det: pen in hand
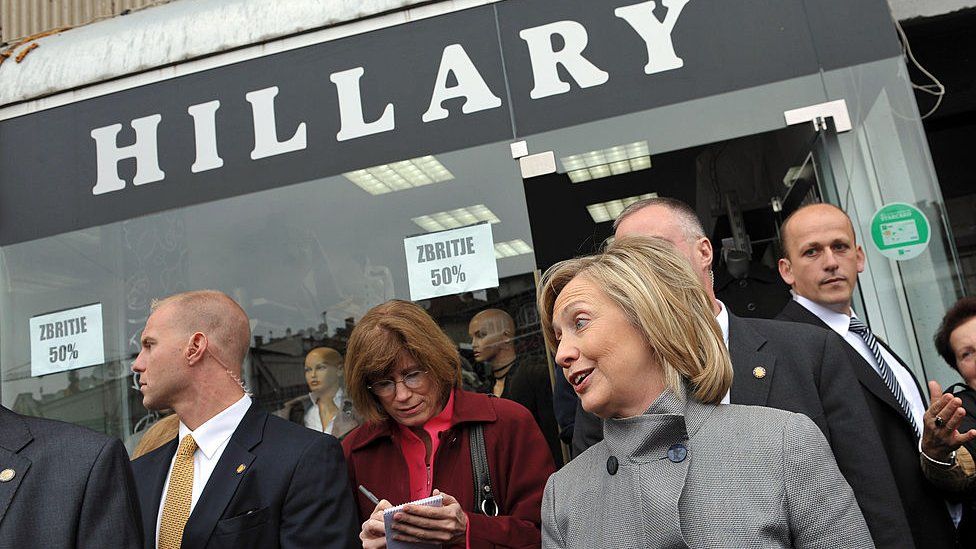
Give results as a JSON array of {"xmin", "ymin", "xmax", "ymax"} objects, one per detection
[{"xmin": 358, "ymin": 484, "xmax": 380, "ymax": 505}]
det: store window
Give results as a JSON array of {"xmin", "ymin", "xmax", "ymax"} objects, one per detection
[
  {"xmin": 0, "ymin": 140, "xmax": 563, "ymax": 465},
  {"xmin": 517, "ymin": 56, "xmax": 965, "ymax": 388}
]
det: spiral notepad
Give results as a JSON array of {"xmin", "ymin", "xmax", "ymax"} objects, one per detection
[{"xmin": 383, "ymin": 494, "xmax": 444, "ymax": 549}]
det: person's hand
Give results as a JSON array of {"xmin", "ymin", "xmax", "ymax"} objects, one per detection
[
  {"xmin": 360, "ymin": 499, "xmax": 392, "ymax": 549},
  {"xmin": 923, "ymin": 380, "xmax": 976, "ymax": 461},
  {"xmin": 392, "ymin": 489, "xmax": 467, "ymax": 545}
]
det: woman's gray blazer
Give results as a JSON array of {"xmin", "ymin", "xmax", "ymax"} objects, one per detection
[{"xmin": 542, "ymin": 390, "xmax": 874, "ymax": 548}]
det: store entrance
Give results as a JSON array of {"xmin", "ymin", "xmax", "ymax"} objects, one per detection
[{"xmin": 521, "ymin": 123, "xmax": 831, "ymax": 319}]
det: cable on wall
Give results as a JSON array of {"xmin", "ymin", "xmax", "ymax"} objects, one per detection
[{"xmin": 893, "ymin": 17, "xmax": 945, "ymax": 119}]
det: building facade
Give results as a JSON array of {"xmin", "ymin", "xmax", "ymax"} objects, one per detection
[{"xmin": 0, "ymin": 0, "xmax": 967, "ymax": 451}]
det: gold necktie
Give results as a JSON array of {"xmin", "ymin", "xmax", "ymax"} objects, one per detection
[{"xmin": 158, "ymin": 434, "xmax": 198, "ymax": 549}]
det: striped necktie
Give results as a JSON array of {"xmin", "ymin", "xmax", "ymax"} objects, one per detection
[
  {"xmin": 158, "ymin": 434, "xmax": 198, "ymax": 549},
  {"xmin": 848, "ymin": 317, "xmax": 921, "ymax": 438}
]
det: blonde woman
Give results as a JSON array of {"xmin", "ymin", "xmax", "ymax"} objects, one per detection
[{"xmin": 537, "ymin": 236, "xmax": 871, "ymax": 548}]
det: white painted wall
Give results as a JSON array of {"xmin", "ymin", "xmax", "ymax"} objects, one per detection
[{"xmin": 0, "ymin": 0, "xmax": 484, "ymax": 108}]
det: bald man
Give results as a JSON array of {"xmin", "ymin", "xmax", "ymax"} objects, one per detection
[
  {"xmin": 130, "ymin": 290, "xmax": 358, "ymax": 549},
  {"xmin": 468, "ymin": 309, "xmax": 562, "ymax": 466},
  {"xmin": 776, "ymin": 203, "xmax": 957, "ymax": 548}
]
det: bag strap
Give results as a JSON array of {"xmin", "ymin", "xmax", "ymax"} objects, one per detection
[{"xmin": 469, "ymin": 423, "xmax": 499, "ymax": 516}]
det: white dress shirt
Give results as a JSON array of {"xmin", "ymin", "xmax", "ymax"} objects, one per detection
[
  {"xmin": 155, "ymin": 394, "xmax": 251, "ymax": 547},
  {"xmin": 715, "ymin": 301, "xmax": 731, "ymax": 405},
  {"xmin": 792, "ymin": 295, "xmax": 962, "ymax": 525},
  {"xmin": 792, "ymin": 295, "xmax": 926, "ymax": 427},
  {"xmin": 302, "ymin": 388, "xmax": 346, "ymax": 434}
]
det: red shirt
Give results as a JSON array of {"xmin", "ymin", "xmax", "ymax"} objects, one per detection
[{"xmin": 396, "ymin": 390, "xmax": 455, "ymax": 501}]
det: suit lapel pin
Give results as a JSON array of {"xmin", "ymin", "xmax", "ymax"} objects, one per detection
[
  {"xmin": 236, "ymin": 464, "xmax": 246, "ymax": 474},
  {"xmin": 753, "ymin": 366, "xmax": 767, "ymax": 379},
  {"xmin": 0, "ymin": 468, "xmax": 16, "ymax": 482}
]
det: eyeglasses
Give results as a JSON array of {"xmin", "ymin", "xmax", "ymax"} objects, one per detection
[{"xmin": 367, "ymin": 370, "xmax": 429, "ymax": 397}]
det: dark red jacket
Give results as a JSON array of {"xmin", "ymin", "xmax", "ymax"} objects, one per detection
[{"xmin": 342, "ymin": 389, "xmax": 556, "ymax": 548}]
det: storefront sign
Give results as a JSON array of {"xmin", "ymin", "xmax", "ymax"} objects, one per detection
[
  {"xmin": 404, "ymin": 223, "xmax": 498, "ymax": 300},
  {"xmin": 0, "ymin": 0, "xmax": 900, "ymax": 246},
  {"xmin": 869, "ymin": 202, "xmax": 930, "ymax": 261},
  {"xmin": 29, "ymin": 303, "xmax": 105, "ymax": 377}
]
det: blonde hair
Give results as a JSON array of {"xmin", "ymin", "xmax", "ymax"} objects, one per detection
[
  {"xmin": 344, "ymin": 300, "xmax": 462, "ymax": 422},
  {"xmin": 131, "ymin": 413, "xmax": 179, "ymax": 460},
  {"xmin": 537, "ymin": 236, "xmax": 731, "ymax": 404}
]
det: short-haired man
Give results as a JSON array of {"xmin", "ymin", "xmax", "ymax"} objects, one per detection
[
  {"xmin": 777, "ymin": 202, "xmax": 957, "ymax": 548},
  {"xmin": 130, "ymin": 290, "xmax": 358, "ymax": 549},
  {"xmin": 570, "ymin": 196, "xmax": 913, "ymax": 547},
  {"xmin": 0, "ymin": 405, "xmax": 143, "ymax": 547}
]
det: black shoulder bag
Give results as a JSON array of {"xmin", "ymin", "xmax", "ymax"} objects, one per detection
[{"xmin": 469, "ymin": 423, "xmax": 500, "ymax": 516}]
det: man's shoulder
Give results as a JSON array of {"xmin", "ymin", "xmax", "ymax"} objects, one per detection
[
  {"xmin": 12, "ymin": 411, "xmax": 114, "ymax": 455},
  {"xmin": 260, "ymin": 412, "xmax": 341, "ymax": 454},
  {"xmin": 736, "ymin": 315, "xmax": 831, "ymax": 343}
]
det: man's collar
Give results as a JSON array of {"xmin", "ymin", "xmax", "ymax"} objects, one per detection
[
  {"xmin": 178, "ymin": 394, "xmax": 251, "ymax": 459},
  {"xmin": 715, "ymin": 300, "xmax": 730, "ymax": 348},
  {"xmin": 793, "ymin": 294, "xmax": 851, "ymax": 336}
]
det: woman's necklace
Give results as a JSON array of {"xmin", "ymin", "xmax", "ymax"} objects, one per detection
[{"xmin": 491, "ymin": 358, "xmax": 516, "ymax": 380}]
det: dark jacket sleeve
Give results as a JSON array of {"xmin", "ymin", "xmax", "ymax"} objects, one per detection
[
  {"xmin": 280, "ymin": 435, "xmax": 360, "ymax": 549},
  {"xmin": 551, "ymin": 364, "xmax": 577, "ymax": 444},
  {"xmin": 528, "ymin": 362, "xmax": 564, "ymax": 467},
  {"xmin": 814, "ymin": 331, "xmax": 913, "ymax": 548},
  {"xmin": 467, "ymin": 403, "xmax": 556, "ymax": 548},
  {"xmin": 77, "ymin": 438, "xmax": 143, "ymax": 549},
  {"xmin": 570, "ymin": 402, "xmax": 603, "ymax": 458}
]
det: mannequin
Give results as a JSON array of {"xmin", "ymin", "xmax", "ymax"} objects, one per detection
[
  {"xmin": 468, "ymin": 309, "xmax": 518, "ymax": 397},
  {"xmin": 278, "ymin": 347, "xmax": 360, "ymax": 438},
  {"xmin": 304, "ymin": 347, "xmax": 343, "ymax": 431},
  {"xmin": 468, "ymin": 309, "xmax": 563, "ymax": 466}
]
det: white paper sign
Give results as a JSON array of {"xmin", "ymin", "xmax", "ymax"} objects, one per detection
[
  {"xmin": 30, "ymin": 303, "xmax": 105, "ymax": 377},
  {"xmin": 404, "ymin": 223, "xmax": 499, "ymax": 301}
]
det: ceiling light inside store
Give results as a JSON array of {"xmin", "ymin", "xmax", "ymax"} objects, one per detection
[
  {"xmin": 586, "ymin": 193, "xmax": 658, "ymax": 224},
  {"xmin": 494, "ymin": 239, "xmax": 534, "ymax": 259},
  {"xmin": 561, "ymin": 141, "xmax": 651, "ymax": 183},
  {"xmin": 412, "ymin": 204, "xmax": 501, "ymax": 232},
  {"xmin": 343, "ymin": 155, "xmax": 454, "ymax": 195}
]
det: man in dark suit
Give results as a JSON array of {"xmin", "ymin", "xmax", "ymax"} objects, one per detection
[
  {"xmin": 130, "ymin": 290, "xmax": 358, "ymax": 549},
  {"xmin": 776, "ymin": 202, "xmax": 957, "ymax": 548},
  {"xmin": 0, "ymin": 405, "xmax": 142, "ymax": 547},
  {"xmin": 572, "ymin": 196, "xmax": 914, "ymax": 547}
]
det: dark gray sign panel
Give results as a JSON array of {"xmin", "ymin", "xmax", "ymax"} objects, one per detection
[
  {"xmin": 0, "ymin": 5, "xmax": 512, "ymax": 245},
  {"xmin": 0, "ymin": 0, "xmax": 900, "ymax": 246},
  {"xmin": 498, "ymin": 0, "xmax": 900, "ymax": 136}
]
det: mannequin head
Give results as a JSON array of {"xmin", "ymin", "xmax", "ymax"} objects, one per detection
[
  {"xmin": 304, "ymin": 347, "xmax": 343, "ymax": 397},
  {"xmin": 468, "ymin": 309, "xmax": 517, "ymax": 367}
]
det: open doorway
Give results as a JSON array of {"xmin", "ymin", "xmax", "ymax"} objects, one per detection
[{"xmin": 522, "ymin": 123, "xmax": 825, "ymax": 319}]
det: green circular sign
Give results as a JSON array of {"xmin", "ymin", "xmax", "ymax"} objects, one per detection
[{"xmin": 869, "ymin": 202, "xmax": 930, "ymax": 261}]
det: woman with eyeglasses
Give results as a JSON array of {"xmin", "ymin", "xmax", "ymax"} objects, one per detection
[{"xmin": 341, "ymin": 299, "xmax": 556, "ymax": 549}]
